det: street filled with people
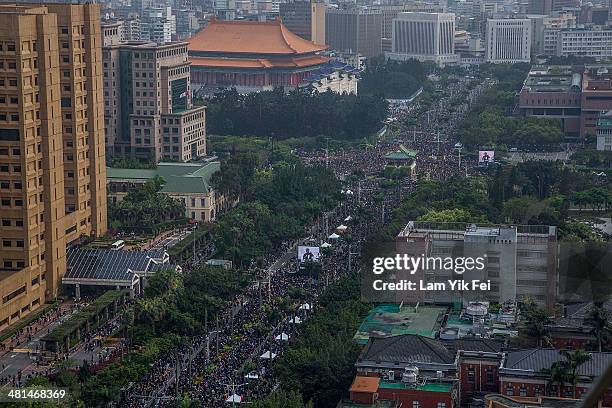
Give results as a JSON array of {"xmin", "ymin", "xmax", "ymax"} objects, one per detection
[{"xmin": 120, "ymin": 73, "xmax": 494, "ymax": 407}]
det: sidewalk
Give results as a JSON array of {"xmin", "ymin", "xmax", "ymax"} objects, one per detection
[{"xmin": 0, "ymin": 302, "xmax": 77, "ymax": 358}]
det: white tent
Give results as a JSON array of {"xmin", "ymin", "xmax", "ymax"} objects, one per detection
[
  {"xmin": 244, "ymin": 371, "xmax": 259, "ymax": 380},
  {"xmin": 299, "ymin": 303, "xmax": 311, "ymax": 311},
  {"xmin": 321, "ymin": 242, "xmax": 332, "ymax": 248},
  {"xmin": 260, "ymin": 350, "xmax": 277, "ymax": 360},
  {"xmin": 275, "ymin": 332, "xmax": 290, "ymax": 341},
  {"xmin": 289, "ymin": 316, "xmax": 302, "ymax": 324},
  {"xmin": 226, "ymin": 394, "xmax": 242, "ymax": 403},
  {"xmin": 345, "ymin": 190, "xmax": 354, "ymax": 195},
  {"xmin": 336, "ymin": 224, "xmax": 348, "ymax": 232},
  {"xmin": 344, "ymin": 216, "xmax": 353, "ymax": 222},
  {"xmin": 328, "ymin": 233, "xmax": 340, "ymax": 240}
]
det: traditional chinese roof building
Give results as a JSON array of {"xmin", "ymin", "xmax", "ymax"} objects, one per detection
[{"xmin": 187, "ymin": 17, "xmax": 358, "ymax": 94}]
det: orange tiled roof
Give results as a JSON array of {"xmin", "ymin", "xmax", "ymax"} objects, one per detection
[
  {"xmin": 188, "ymin": 17, "xmax": 328, "ymax": 55},
  {"xmin": 349, "ymin": 376, "xmax": 380, "ymax": 394},
  {"xmin": 189, "ymin": 54, "xmax": 330, "ymax": 69}
]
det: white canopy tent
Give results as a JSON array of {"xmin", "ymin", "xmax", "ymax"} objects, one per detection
[
  {"xmin": 244, "ymin": 371, "xmax": 259, "ymax": 380},
  {"xmin": 344, "ymin": 216, "xmax": 353, "ymax": 222},
  {"xmin": 260, "ymin": 350, "xmax": 277, "ymax": 360},
  {"xmin": 226, "ymin": 394, "xmax": 242, "ymax": 403},
  {"xmin": 321, "ymin": 242, "xmax": 332, "ymax": 248},
  {"xmin": 275, "ymin": 332, "xmax": 290, "ymax": 341},
  {"xmin": 336, "ymin": 225, "xmax": 348, "ymax": 232},
  {"xmin": 289, "ymin": 316, "xmax": 302, "ymax": 324},
  {"xmin": 328, "ymin": 233, "xmax": 340, "ymax": 240},
  {"xmin": 299, "ymin": 303, "xmax": 311, "ymax": 311}
]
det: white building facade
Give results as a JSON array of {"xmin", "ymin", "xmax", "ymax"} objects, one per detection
[
  {"xmin": 387, "ymin": 12, "xmax": 459, "ymax": 65},
  {"xmin": 556, "ymin": 28, "xmax": 612, "ymax": 60},
  {"xmin": 486, "ymin": 19, "xmax": 532, "ymax": 63}
]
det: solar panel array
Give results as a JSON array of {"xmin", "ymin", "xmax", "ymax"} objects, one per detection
[
  {"xmin": 65, "ymin": 249, "xmax": 155, "ymax": 283},
  {"xmin": 148, "ymin": 262, "xmax": 179, "ymax": 272}
]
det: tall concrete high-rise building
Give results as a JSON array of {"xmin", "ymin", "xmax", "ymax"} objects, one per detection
[
  {"xmin": 486, "ymin": 19, "xmax": 532, "ymax": 63},
  {"xmin": 103, "ymin": 39, "xmax": 206, "ymax": 162},
  {"xmin": 396, "ymin": 222, "xmax": 558, "ymax": 310},
  {"xmin": 387, "ymin": 12, "xmax": 459, "ymax": 65},
  {"xmin": 280, "ymin": 0, "xmax": 326, "ymax": 45},
  {"xmin": 0, "ymin": 3, "xmax": 107, "ymax": 330},
  {"xmin": 325, "ymin": 7, "xmax": 382, "ymax": 59},
  {"xmin": 527, "ymin": 0, "xmax": 581, "ymax": 15}
]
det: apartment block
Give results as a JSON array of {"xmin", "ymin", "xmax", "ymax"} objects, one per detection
[
  {"xmin": 486, "ymin": 19, "xmax": 531, "ymax": 63},
  {"xmin": 325, "ymin": 7, "xmax": 383, "ymax": 59},
  {"xmin": 0, "ymin": 3, "xmax": 107, "ymax": 330},
  {"xmin": 103, "ymin": 40, "xmax": 206, "ymax": 163},
  {"xmin": 396, "ymin": 222, "xmax": 558, "ymax": 310},
  {"xmin": 556, "ymin": 27, "xmax": 612, "ymax": 60}
]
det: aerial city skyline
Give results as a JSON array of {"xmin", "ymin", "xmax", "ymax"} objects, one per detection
[{"xmin": 0, "ymin": 0, "xmax": 611, "ymax": 407}]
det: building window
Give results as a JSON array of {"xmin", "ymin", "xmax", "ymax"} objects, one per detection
[
  {"xmin": 437, "ymin": 403, "xmax": 446, "ymax": 408},
  {"xmin": 413, "ymin": 402, "xmax": 420, "ymax": 408},
  {"xmin": 506, "ymin": 385, "xmax": 514, "ymax": 396},
  {"xmin": 519, "ymin": 385, "xmax": 527, "ymax": 397},
  {"xmin": 468, "ymin": 367, "xmax": 476, "ymax": 384},
  {"xmin": 486, "ymin": 368, "xmax": 495, "ymax": 385}
]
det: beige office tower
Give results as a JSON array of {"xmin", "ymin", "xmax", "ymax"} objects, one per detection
[
  {"xmin": 103, "ymin": 37, "xmax": 206, "ymax": 162},
  {"xmin": 0, "ymin": 3, "xmax": 107, "ymax": 330}
]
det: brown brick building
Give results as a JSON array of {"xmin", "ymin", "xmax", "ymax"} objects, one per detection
[{"xmin": 0, "ymin": 3, "xmax": 107, "ymax": 330}]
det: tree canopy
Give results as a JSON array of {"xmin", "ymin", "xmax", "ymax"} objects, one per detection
[{"xmin": 206, "ymin": 88, "xmax": 388, "ymax": 140}]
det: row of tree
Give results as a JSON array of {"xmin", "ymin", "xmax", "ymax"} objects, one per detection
[
  {"xmin": 359, "ymin": 56, "xmax": 426, "ymax": 99},
  {"xmin": 206, "ymin": 88, "xmax": 388, "ymax": 140},
  {"xmin": 374, "ymin": 160, "xmax": 612, "ymax": 242},
  {"xmin": 212, "ymin": 156, "xmax": 341, "ymax": 267},
  {"xmin": 266, "ymin": 274, "xmax": 369, "ymax": 407},
  {"xmin": 24, "ymin": 267, "xmax": 248, "ymax": 407}
]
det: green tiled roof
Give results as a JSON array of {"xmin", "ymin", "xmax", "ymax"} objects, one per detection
[
  {"xmin": 106, "ymin": 161, "xmax": 220, "ymax": 194},
  {"xmin": 161, "ymin": 175, "xmax": 211, "ymax": 194},
  {"xmin": 597, "ymin": 118, "xmax": 612, "ymax": 128},
  {"xmin": 379, "ymin": 381, "xmax": 452, "ymax": 393},
  {"xmin": 106, "ymin": 168, "xmax": 157, "ymax": 180},
  {"xmin": 385, "ymin": 151, "xmax": 413, "ymax": 160}
]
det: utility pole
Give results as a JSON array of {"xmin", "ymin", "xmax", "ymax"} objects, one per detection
[
  {"xmin": 174, "ymin": 351, "xmax": 180, "ymax": 400},
  {"xmin": 325, "ymin": 137, "xmax": 329, "ymax": 168},
  {"xmin": 192, "ymin": 222, "xmax": 197, "ymax": 264},
  {"xmin": 347, "ymin": 246, "xmax": 359, "ymax": 274}
]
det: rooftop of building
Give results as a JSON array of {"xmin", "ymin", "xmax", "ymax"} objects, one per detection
[
  {"xmin": 350, "ymin": 376, "xmax": 380, "ymax": 394},
  {"xmin": 188, "ymin": 17, "xmax": 328, "ymax": 55},
  {"xmin": 398, "ymin": 221, "xmax": 556, "ymax": 239},
  {"xmin": 441, "ymin": 337, "xmax": 504, "ymax": 354},
  {"xmin": 354, "ymin": 304, "xmax": 447, "ymax": 344},
  {"xmin": 106, "ymin": 160, "xmax": 220, "ymax": 194},
  {"xmin": 551, "ymin": 298, "xmax": 612, "ymax": 328},
  {"xmin": 104, "ymin": 40, "xmax": 188, "ymax": 50},
  {"xmin": 339, "ymin": 400, "xmax": 398, "ymax": 408},
  {"xmin": 522, "ymin": 66, "xmax": 580, "ymax": 93},
  {"xmin": 485, "ymin": 394, "xmax": 580, "ymax": 408},
  {"xmin": 379, "ymin": 380, "xmax": 453, "ymax": 393},
  {"xmin": 502, "ymin": 348, "xmax": 612, "ymax": 377},
  {"xmin": 63, "ymin": 248, "xmax": 169, "ymax": 284},
  {"xmin": 358, "ymin": 333, "xmax": 455, "ymax": 365}
]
